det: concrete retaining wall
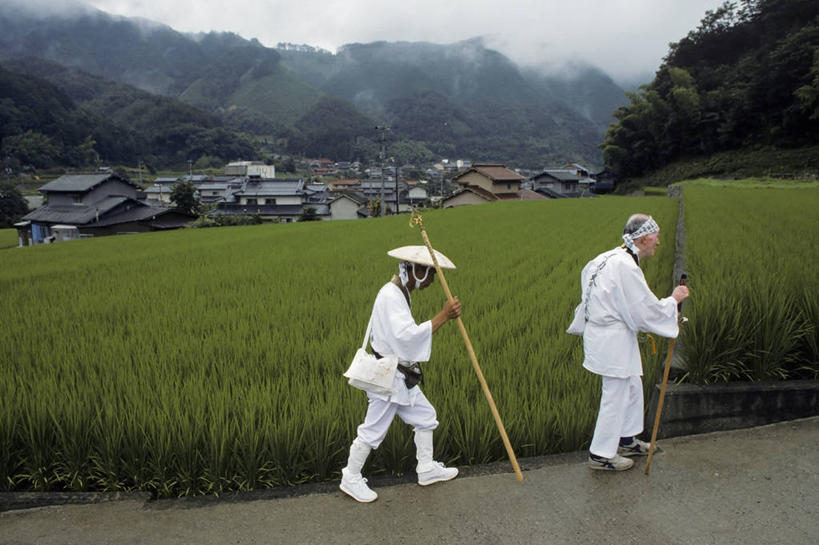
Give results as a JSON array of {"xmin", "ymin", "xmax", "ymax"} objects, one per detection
[{"xmin": 645, "ymin": 379, "xmax": 819, "ymax": 439}]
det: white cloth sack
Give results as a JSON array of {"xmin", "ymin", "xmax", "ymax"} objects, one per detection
[
  {"xmin": 344, "ymin": 313, "xmax": 398, "ymax": 395},
  {"xmin": 566, "ymin": 303, "xmax": 585, "ymax": 336}
]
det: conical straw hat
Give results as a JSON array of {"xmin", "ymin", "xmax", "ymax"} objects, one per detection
[{"xmin": 387, "ymin": 245, "xmax": 456, "ymax": 269}]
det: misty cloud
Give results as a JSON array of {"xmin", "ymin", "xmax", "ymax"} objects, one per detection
[{"xmin": 77, "ymin": 0, "xmax": 725, "ymax": 84}]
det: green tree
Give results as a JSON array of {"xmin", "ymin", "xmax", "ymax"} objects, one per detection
[
  {"xmin": 299, "ymin": 206, "xmax": 321, "ymax": 221},
  {"xmin": 169, "ymin": 181, "xmax": 199, "ymax": 215},
  {"xmin": 276, "ymin": 156, "xmax": 296, "ymax": 173},
  {"xmin": 795, "ymin": 47, "xmax": 819, "ymax": 119},
  {"xmin": 602, "ymin": 0, "xmax": 819, "ymax": 179},
  {"xmin": 1, "ymin": 131, "xmax": 61, "ymax": 168},
  {"xmin": 194, "ymin": 155, "xmax": 223, "ymax": 169},
  {"xmin": 0, "ymin": 181, "xmax": 29, "ymax": 228},
  {"xmin": 65, "ymin": 135, "xmax": 100, "ymax": 167}
]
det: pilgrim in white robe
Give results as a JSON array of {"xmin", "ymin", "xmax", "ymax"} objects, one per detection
[
  {"xmin": 568, "ymin": 247, "xmax": 679, "ymax": 458},
  {"xmin": 356, "ymin": 281, "xmax": 439, "ymax": 448}
]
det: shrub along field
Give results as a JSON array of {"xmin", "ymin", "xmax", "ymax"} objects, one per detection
[
  {"xmin": 1, "ymin": 197, "xmax": 678, "ymax": 496},
  {"xmin": 679, "ymin": 181, "xmax": 819, "ymax": 382}
]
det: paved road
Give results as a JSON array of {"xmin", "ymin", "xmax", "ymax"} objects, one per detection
[{"xmin": 2, "ymin": 417, "xmax": 817, "ymax": 545}]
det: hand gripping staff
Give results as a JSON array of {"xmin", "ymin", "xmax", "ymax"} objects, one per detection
[
  {"xmin": 645, "ymin": 274, "xmax": 688, "ymax": 475},
  {"xmin": 410, "ymin": 211, "xmax": 524, "ymax": 482}
]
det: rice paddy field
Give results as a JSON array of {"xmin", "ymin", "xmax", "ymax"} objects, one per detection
[
  {"xmin": 2, "ymin": 180, "xmax": 815, "ymax": 497},
  {"xmin": 0, "ymin": 228, "xmax": 17, "ymax": 250},
  {"xmin": 678, "ymin": 180, "xmax": 819, "ymax": 382}
]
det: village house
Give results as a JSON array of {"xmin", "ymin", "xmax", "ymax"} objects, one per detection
[
  {"xmin": 210, "ymin": 178, "xmax": 330, "ymax": 222},
  {"xmin": 529, "ymin": 165, "xmax": 596, "ymax": 198},
  {"xmin": 224, "ymin": 161, "xmax": 276, "ymax": 179},
  {"xmin": 355, "ymin": 180, "xmax": 427, "ymax": 213},
  {"xmin": 329, "ymin": 191, "xmax": 369, "ymax": 220},
  {"xmin": 327, "ymin": 179, "xmax": 361, "ymax": 191},
  {"xmin": 197, "ymin": 179, "xmax": 244, "ymax": 204},
  {"xmin": 143, "ymin": 177, "xmax": 180, "ymax": 204},
  {"xmin": 183, "ymin": 174, "xmax": 211, "ymax": 184},
  {"xmin": 529, "ymin": 170, "xmax": 583, "ymax": 198},
  {"xmin": 590, "ymin": 168, "xmax": 616, "ymax": 193},
  {"xmin": 442, "ymin": 164, "xmax": 545, "ymax": 207},
  {"xmin": 17, "ymin": 173, "xmax": 193, "ymax": 243},
  {"xmin": 405, "ymin": 180, "xmax": 429, "ymax": 207},
  {"xmin": 307, "ymin": 158, "xmax": 336, "ymax": 176}
]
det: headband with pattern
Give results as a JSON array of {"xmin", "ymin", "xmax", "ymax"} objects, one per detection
[{"xmin": 622, "ymin": 216, "xmax": 659, "ymax": 255}]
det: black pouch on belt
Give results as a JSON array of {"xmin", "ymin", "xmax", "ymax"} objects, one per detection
[{"xmin": 398, "ymin": 363, "xmax": 423, "ymax": 389}]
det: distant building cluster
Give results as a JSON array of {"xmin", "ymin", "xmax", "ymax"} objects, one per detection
[{"xmin": 13, "ymin": 158, "xmax": 614, "ymax": 247}]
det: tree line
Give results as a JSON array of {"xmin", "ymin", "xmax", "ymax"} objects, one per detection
[{"xmin": 602, "ymin": 0, "xmax": 819, "ymax": 179}]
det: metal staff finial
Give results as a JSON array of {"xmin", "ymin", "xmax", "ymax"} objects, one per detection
[{"xmin": 409, "ymin": 209, "xmax": 424, "ymax": 229}]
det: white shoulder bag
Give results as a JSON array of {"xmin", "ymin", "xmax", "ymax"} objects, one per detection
[{"xmin": 343, "ymin": 313, "xmax": 398, "ymax": 396}]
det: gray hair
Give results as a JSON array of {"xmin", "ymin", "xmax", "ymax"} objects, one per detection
[{"xmin": 623, "ymin": 214, "xmax": 651, "ymax": 235}]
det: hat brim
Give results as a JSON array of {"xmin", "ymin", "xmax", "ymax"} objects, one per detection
[{"xmin": 387, "ymin": 245, "xmax": 456, "ymax": 269}]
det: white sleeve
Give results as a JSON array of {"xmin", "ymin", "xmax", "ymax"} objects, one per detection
[
  {"xmin": 370, "ymin": 286, "xmax": 433, "ymax": 362},
  {"xmin": 616, "ymin": 264, "xmax": 679, "ymax": 338}
]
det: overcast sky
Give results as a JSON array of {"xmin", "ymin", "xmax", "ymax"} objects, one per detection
[{"xmin": 78, "ymin": 1, "xmax": 726, "ymax": 84}]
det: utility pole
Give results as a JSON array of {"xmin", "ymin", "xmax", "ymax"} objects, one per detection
[
  {"xmin": 375, "ymin": 126, "xmax": 390, "ymax": 216},
  {"xmin": 393, "ymin": 156, "xmax": 399, "ymax": 215}
]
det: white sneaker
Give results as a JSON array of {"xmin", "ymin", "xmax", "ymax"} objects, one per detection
[
  {"xmin": 417, "ymin": 461, "xmax": 459, "ymax": 486},
  {"xmin": 340, "ymin": 469, "xmax": 378, "ymax": 503},
  {"xmin": 588, "ymin": 453, "xmax": 634, "ymax": 471}
]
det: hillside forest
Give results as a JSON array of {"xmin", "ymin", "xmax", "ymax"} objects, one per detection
[
  {"xmin": 602, "ymin": 0, "xmax": 819, "ymax": 179},
  {"xmin": 0, "ymin": 0, "xmax": 817, "ymax": 180}
]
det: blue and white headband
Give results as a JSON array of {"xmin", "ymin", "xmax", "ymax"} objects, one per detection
[{"xmin": 622, "ymin": 216, "xmax": 659, "ymax": 255}]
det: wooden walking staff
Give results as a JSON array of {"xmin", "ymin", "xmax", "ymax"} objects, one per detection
[
  {"xmin": 645, "ymin": 274, "xmax": 688, "ymax": 475},
  {"xmin": 409, "ymin": 211, "xmax": 524, "ymax": 482}
]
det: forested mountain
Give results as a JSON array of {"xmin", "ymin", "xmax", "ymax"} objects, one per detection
[
  {"xmin": 0, "ymin": 1, "xmax": 629, "ymax": 169},
  {"xmin": 602, "ymin": 0, "xmax": 819, "ymax": 179},
  {"xmin": 0, "ymin": 59, "xmax": 257, "ymax": 170},
  {"xmin": 277, "ymin": 40, "xmax": 608, "ymax": 166}
]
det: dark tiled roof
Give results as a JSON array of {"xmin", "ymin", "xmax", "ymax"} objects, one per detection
[
  {"xmin": 23, "ymin": 197, "xmax": 190, "ymax": 228},
  {"xmin": 92, "ymin": 203, "xmax": 178, "ymax": 227},
  {"xmin": 39, "ymin": 174, "xmax": 139, "ymax": 193},
  {"xmin": 534, "ymin": 187, "xmax": 567, "ymax": 199},
  {"xmin": 23, "ymin": 196, "xmax": 131, "ymax": 224},
  {"xmin": 532, "ymin": 169, "xmax": 582, "ymax": 182},
  {"xmin": 235, "ymin": 179, "xmax": 304, "ymax": 197},
  {"xmin": 145, "ymin": 213, "xmax": 194, "ymax": 229},
  {"xmin": 332, "ymin": 190, "xmax": 368, "ymax": 204},
  {"xmin": 212, "ymin": 203, "xmax": 329, "ymax": 217}
]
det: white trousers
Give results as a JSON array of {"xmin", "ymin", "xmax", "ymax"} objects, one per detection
[
  {"xmin": 589, "ymin": 375, "xmax": 644, "ymax": 458},
  {"xmin": 356, "ymin": 389, "xmax": 439, "ymax": 449}
]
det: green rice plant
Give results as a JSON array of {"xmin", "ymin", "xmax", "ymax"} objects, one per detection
[
  {"xmin": 0, "ymin": 196, "xmax": 678, "ymax": 496},
  {"xmin": 796, "ymin": 287, "xmax": 819, "ymax": 377},
  {"xmin": 680, "ymin": 183, "xmax": 819, "ymax": 382}
]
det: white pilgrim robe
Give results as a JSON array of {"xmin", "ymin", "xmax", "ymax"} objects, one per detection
[
  {"xmin": 569, "ymin": 247, "xmax": 679, "ymax": 378},
  {"xmin": 368, "ymin": 281, "xmax": 432, "ymax": 406}
]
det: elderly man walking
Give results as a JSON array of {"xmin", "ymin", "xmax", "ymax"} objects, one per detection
[
  {"xmin": 568, "ymin": 214, "xmax": 689, "ymax": 471},
  {"xmin": 340, "ymin": 246, "xmax": 462, "ymax": 502}
]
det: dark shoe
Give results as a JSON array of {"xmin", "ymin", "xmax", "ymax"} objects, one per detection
[{"xmin": 618, "ymin": 437, "xmax": 652, "ymax": 457}]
